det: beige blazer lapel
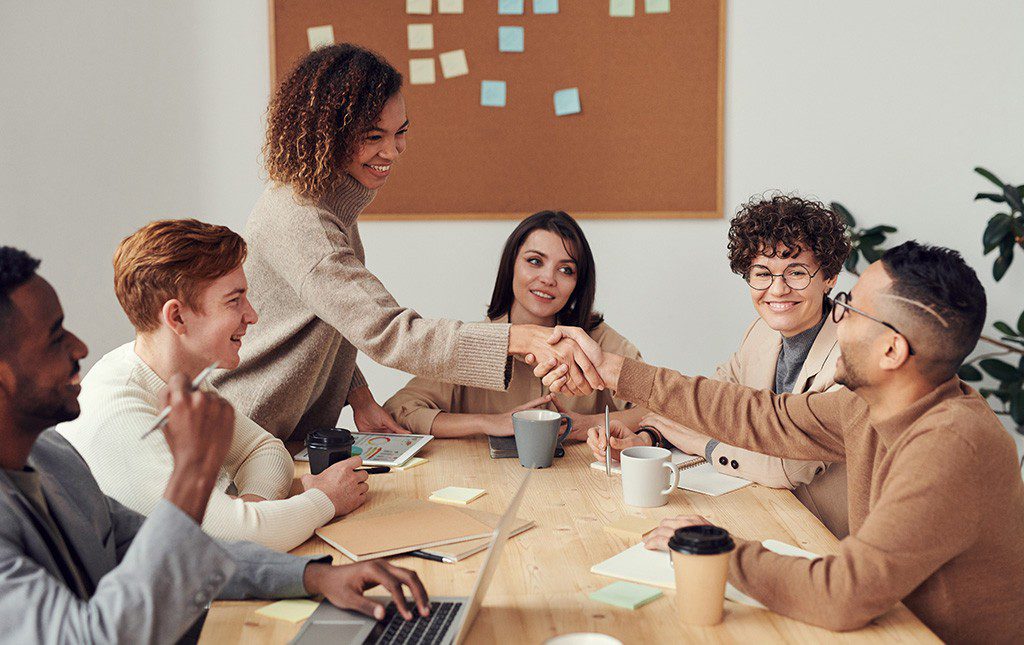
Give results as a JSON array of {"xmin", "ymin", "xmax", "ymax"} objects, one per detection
[
  {"xmin": 791, "ymin": 316, "xmax": 840, "ymax": 394},
  {"xmin": 741, "ymin": 320, "xmax": 783, "ymax": 391}
]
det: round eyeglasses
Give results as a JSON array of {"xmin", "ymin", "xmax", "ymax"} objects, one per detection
[
  {"xmin": 744, "ymin": 264, "xmax": 821, "ymax": 291},
  {"xmin": 831, "ymin": 291, "xmax": 915, "ymax": 355}
]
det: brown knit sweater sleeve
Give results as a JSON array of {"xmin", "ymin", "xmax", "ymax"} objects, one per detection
[
  {"xmin": 729, "ymin": 429, "xmax": 983, "ymax": 631},
  {"xmin": 615, "ymin": 358, "xmax": 848, "ymax": 462}
]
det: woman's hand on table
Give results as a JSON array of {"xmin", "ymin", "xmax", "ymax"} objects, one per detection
[
  {"xmin": 349, "ymin": 386, "xmax": 409, "ymax": 434},
  {"xmin": 643, "ymin": 515, "xmax": 712, "ymax": 551},
  {"xmin": 586, "ymin": 420, "xmax": 649, "ymax": 462},
  {"xmin": 300, "ymin": 456, "xmax": 369, "ymax": 517},
  {"xmin": 639, "ymin": 412, "xmax": 711, "ymax": 457},
  {"xmin": 304, "ymin": 561, "xmax": 430, "ymax": 622}
]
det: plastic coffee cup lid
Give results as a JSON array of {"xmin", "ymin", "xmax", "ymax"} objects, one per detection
[
  {"xmin": 305, "ymin": 427, "xmax": 354, "ymax": 449},
  {"xmin": 668, "ymin": 524, "xmax": 735, "ymax": 555}
]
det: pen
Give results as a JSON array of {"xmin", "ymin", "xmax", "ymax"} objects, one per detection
[
  {"xmin": 407, "ymin": 550, "xmax": 454, "ymax": 564},
  {"xmin": 356, "ymin": 466, "xmax": 391, "ymax": 474},
  {"xmin": 142, "ymin": 362, "xmax": 219, "ymax": 438},
  {"xmin": 604, "ymin": 405, "xmax": 611, "ymax": 477}
]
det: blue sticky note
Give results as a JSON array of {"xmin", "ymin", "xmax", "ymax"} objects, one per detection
[
  {"xmin": 498, "ymin": 0, "xmax": 524, "ymax": 15},
  {"xmin": 481, "ymin": 80, "xmax": 507, "ymax": 107},
  {"xmin": 498, "ymin": 26, "xmax": 525, "ymax": 52},
  {"xmin": 553, "ymin": 88, "xmax": 581, "ymax": 116},
  {"xmin": 534, "ymin": 0, "xmax": 559, "ymax": 14}
]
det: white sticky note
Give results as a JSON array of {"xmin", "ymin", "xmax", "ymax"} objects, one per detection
[
  {"xmin": 534, "ymin": 0, "xmax": 559, "ymax": 14},
  {"xmin": 408, "ymin": 58, "xmax": 436, "ymax": 85},
  {"xmin": 407, "ymin": 0, "xmax": 432, "ymax": 15},
  {"xmin": 429, "ymin": 486, "xmax": 486, "ymax": 505},
  {"xmin": 480, "ymin": 80, "xmax": 507, "ymax": 107},
  {"xmin": 645, "ymin": 0, "xmax": 670, "ymax": 13},
  {"xmin": 609, "ymin": 0, "xmax": 635, "ymax": 17},
  {"xmin": 306, "ymin": 25, "xmax": 335, "ymax": 51},
  {"xmin": 438, "ymin": 0, "xmax": 464, "ymax": 13},
  {"xmin": 553, "ymin": 87, "xmax": 581, "ymax": 116},
  {"xmin": 498, "ymin": 0, "xmax": 525, "ymax": 15},
  {"xmin": 498, "ymin": 26, "xmax": 525, "ymax": 52},
  {"xmin": 438, "ymin": 49, "xmax": 469, "ymax": 78},
  {"xmin": 407, "ymin": 24, "xmax": 434, "ymax": 50}
]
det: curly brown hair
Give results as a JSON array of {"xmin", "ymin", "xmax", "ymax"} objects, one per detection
[
  {"xmin": 727, "ymin": 194, "xmax": 851, "ymax": 279},
  {"xmin": 264, "ymin": 44, "xmax": 403, "ymax": 200}
]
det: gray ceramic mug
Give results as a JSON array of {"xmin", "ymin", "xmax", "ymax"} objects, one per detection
[{"xmin": 511, "ymin": 409, "xmax": 572, "ymax": 468}]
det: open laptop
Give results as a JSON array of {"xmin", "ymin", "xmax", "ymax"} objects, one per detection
[{"xmin": 291, "ymin": 471, "xmax": 533, "ymax": 645}]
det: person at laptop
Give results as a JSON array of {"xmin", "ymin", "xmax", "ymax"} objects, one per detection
[
  {"xmin": 213, "ymin": 44, "xmax": 606, "ymax": 443},
  {"xmin": 544, "ymin": 242, "xmax": 1024, "ymax": 642},
  {"xmin": 587, "ymin": 194, "xmax": 852, "ymax": 537},
  {"xmin": 58, "ymin": 220, "xmax": 365, "ymax": 551},
  {"xmin": 0, "ymin": 247, "xmax": 429, "ymax": 644},
  {"xmin": 383, "ymin": 211, "xmax": 648, "ymax": 440}
]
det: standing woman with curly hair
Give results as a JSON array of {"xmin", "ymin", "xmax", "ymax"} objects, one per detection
[
  {"xmin": 214, "ymin": 45, "xmax": 603, "ymax": 442},
  {"xmin": 588, "ymin": 194, "xmax": 854, "ymax": 538}
]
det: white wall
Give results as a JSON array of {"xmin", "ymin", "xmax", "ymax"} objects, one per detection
[{"xmin": 2, "ymin": 2, "xmax": 1022, "ymax": 447}]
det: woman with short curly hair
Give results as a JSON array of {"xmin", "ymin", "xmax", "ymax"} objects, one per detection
[
  {"xmin": 214, "ymin": 44, "xmax": 603, "ymax": 443},
  {"xmin": 589, "ymin": 193, "xmax": 853, "ymax": 538}
]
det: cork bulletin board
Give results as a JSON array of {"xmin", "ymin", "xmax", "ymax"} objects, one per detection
[{"xmin": 269, "ymin": 0, "xmax": 725, "ymax": 220}]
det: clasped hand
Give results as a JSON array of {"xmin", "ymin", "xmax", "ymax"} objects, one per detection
[{"xmin": 520, "ymin": 326, "xmax": 608, "ymax": 395}]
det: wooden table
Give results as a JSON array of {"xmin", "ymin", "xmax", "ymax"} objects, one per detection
[{"xmin": 199, "ymin": 439, "xmax": 937, "ymax": 644}]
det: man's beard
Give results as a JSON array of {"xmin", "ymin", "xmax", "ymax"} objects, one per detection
[{"xmin": 835, "ymin": 355, "xmax": 866, "ymax": 391}]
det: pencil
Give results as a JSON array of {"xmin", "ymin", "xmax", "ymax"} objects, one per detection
[{"xmin": 141, "ymin": 362, "xmax": 219, "ymax": 438}]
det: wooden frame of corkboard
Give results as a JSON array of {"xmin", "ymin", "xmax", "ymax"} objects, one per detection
[{"xmin": 269, "ymin": 0, "xmax": 725, "ymax": 221}]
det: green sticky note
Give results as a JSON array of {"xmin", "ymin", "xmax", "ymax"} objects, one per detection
[
  {"xmin": 589, "ymin": 581, "xmax": 662, "ymax": 610},
  {"xmin": 609, "ymin": 0, "xmax": 635, "ymax": 17},
  {"xmin": 645, "ymin": 0, "xmax": 670, "ymax": 13}
]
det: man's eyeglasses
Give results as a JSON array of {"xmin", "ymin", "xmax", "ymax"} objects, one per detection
[
  {"xmin": 744, "ymin": 264, "xmax": 821, "ymax": 291},
  {"xmin": 831, "ymin": 291, "xmax": 915, "ymax": 355}
]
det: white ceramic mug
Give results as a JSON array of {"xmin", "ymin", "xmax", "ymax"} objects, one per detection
[{"xmin": 620, "ymin": 446, "xmax": 679, "ymax": 507}]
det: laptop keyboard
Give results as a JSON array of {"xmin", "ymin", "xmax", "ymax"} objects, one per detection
[{"xmin": 364, "ymin": 601, "xmax": 462, "ymax": 645}]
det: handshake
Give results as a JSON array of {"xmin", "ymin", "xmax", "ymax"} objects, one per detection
[{"xmin": 511, "ymin": 325, "xmax": 625, "ymax": 396}]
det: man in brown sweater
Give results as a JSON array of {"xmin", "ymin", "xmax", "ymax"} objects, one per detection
[{"xmin": 545, "ymin": 242, "xmax": 1024, "ymax": 643}]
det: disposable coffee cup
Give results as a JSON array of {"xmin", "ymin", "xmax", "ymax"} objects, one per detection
[
  {"xmin": 305, "ymin": 427, "xmax": 357, "ymax": 475},
  {"xmin": 668, "ymin": 525, "xmax": 735, "ymax": 626}
]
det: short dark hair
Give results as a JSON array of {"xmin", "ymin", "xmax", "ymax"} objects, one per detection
[
  {"xmin": 487, "ymin": 211, "xmax": 603, "ymax": 331},
  {"xmin": 0, "ymin": 246, "xmax": 41, "ymax": 345},
  {"xmin": 728, "ymin": 194, "xmax": 851, "ymax": 279},
  {"xmin": 880, "ymin": 241, "xmax": 986, "ymax": 381}
]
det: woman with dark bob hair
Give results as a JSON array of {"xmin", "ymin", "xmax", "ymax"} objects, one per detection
[
  {"xmin": 588, "ymin": 194, "xmax": 854, "ymax": 538},
  {"xmin": 214, "ymin": 45, "xmax": 603, "ymax": 442},
  {"xmin": 384, "ymin": 211, "xmax": 650, "ymax": 439}
]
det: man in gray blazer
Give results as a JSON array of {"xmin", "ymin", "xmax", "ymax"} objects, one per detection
[{"xmin": 0, "ymin": 246, "xmax": 430, "ymax": 644}]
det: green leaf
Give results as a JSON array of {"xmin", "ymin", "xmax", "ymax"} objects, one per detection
[
  {"xmin": 1001, "ymin": 336, "xmax": 1024, "ymax": 346},
  {"xmin": 861, "ymin": 245, "xmax": 883, "ymax": 263},
  {"xmin": 958, "ymin": 364, "xmax": 984, "ymax": 381},
  {"xmin": 975, "ymin": 166, "xmax": 1004, "ymax": 188},
  {"xmin": 1010, "ymin": 389, "xmax": 1024, "ymax": 425},
  {"xmin": 975, "ymin": 192, "xmax": 1007, "ymax": 203},
  {"xmin": 860, "ymin": 224, "xmax": 897, "ymax": 236},
  {"xmin": 1018, "ymin": 309, "xmax": 1024, "ymax": 336},
  {"xmin": 994, "ymin": 321, "xmax": 1018, "ymax": 337},
  {"xmin": 979, "ymin": 358, "xmax": 1023, "ymax": 383},
  {"xmin": 983, "ymin": 214, "xmax": 1012, "ymax": 250},
  {"xmin": 844, "ymin": 249, "xmax": 859, "ymax": 273},
  {"xmin": 993, "ymin": 248, "xmax": 1014, "ymax": 281},
  {"xmin": 832, "ymin": 202, "xmax": 855, "ymax": 228},
  {"xmin": 858, "ymin": 232, "xmax": 886, "ymax": 247},
  {"xmin": 1004, "ymin": 184, "xmax": 1024, "ymax": 214}
]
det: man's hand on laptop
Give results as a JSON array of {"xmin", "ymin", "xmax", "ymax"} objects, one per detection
[{"xmin": 303, "ymin": 561, "xmax": 430, "ymax": 621}]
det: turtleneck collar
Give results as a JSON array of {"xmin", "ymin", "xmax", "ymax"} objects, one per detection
[{"xmin": 316, "ymin": 173, "xmax": 378, "ymax": 226}]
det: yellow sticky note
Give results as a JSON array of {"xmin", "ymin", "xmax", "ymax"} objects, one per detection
[
  {"xmin": 406, "ymin": 0, "xmax": 432, "ymax": 15},
  {"xmin": 306, "ymin": 25, "xmax": 335, "ymax": 51},
  {"xmin": 408, "ymin": 58, "xmax": 436, "ymax": 85},
  {"xmin": 438, "ymin": 49, "xmax": 469, "ymax": 78},
  {"xmin": 429, "ymin": 486, "xmax": 485, "ymax": 505},
  {"xmin": 255, "ymin": 599, "xmax": 320, "ymax": 624},
  {"xmin": 604, "ymin": 517, "xmax": 659, "ymax": 540},
  {"xmin": 438, "ymin": 0, "xmax": 464, "ymax": 13},
  {"xmin": 393, "ymin": 457, "xmax": 428, "ymax": 471},
  {"xmin": 407, "ymin": 24, "xmax": 434, "ymax": 50}
]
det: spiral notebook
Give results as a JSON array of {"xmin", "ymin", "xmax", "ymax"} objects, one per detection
[{"xmin": 590, "ymin": 449, "xmax": 751, "ymax": 496}]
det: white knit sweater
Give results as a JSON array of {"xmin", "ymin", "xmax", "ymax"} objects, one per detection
[{"xmin": 57, "ymin": 342, "xmax": 335, "ymax": 551}]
